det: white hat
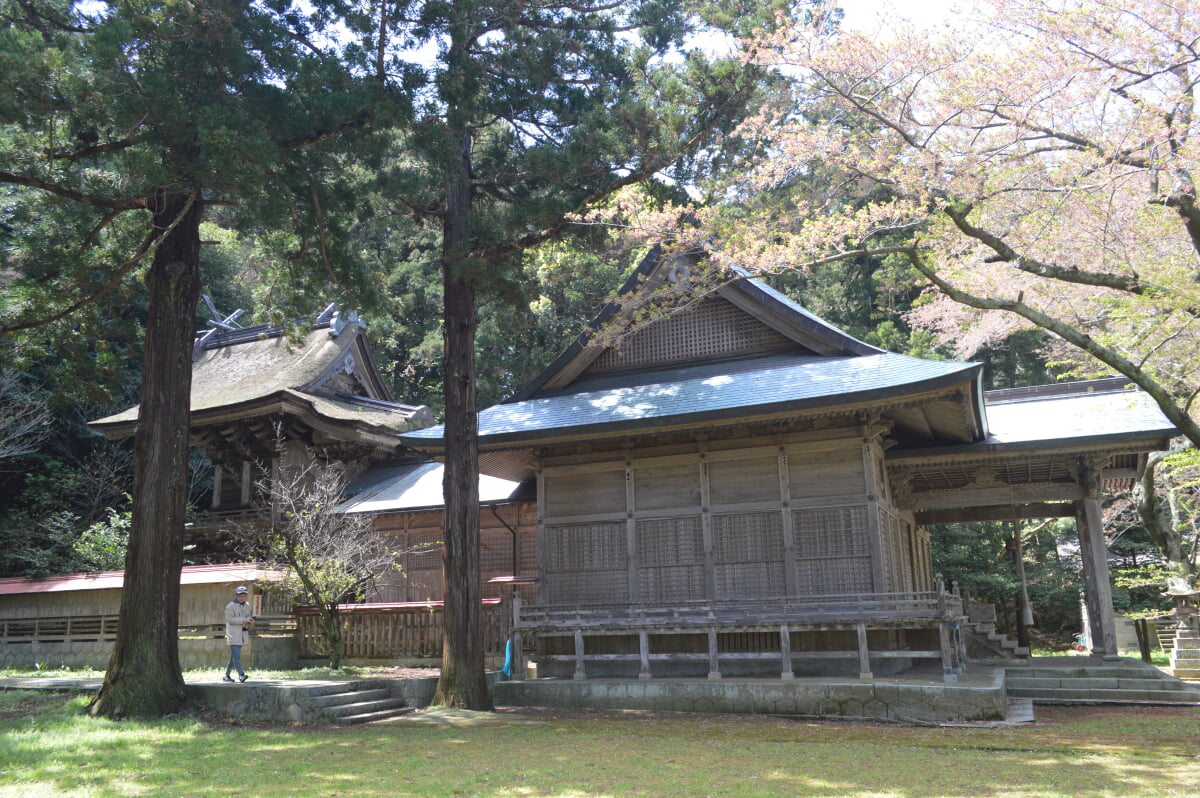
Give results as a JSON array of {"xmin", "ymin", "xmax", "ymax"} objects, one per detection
[{"xmin": 235, "ymin": 585, "xmax": 249, "ymax": 594}]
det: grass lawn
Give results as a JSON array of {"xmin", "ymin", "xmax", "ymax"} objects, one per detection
[{"xmin": 1, "ymin": 690, "xmax": 1198, "ymax": 798}]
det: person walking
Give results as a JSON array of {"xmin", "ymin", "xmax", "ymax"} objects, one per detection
[{"xmin": 224, "ymin": 585, "xmax": 255, "ymax": 683}]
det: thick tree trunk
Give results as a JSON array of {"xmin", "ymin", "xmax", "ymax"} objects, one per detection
[
  {"xmin": 1136, "ymin": 451, "xmax": 1193, "ymax": 576},
  {"xmin": 90, "ymin": 189, "xmax": 201, "ymax": 718},
  {"xmin": 432, "ymin": 128, "xmax": 491, "ymax": 710}
]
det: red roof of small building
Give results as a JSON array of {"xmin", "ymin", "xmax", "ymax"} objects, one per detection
[{"xmin": 0, "ymin": 563, "xmax": 285, "ymax": 596}]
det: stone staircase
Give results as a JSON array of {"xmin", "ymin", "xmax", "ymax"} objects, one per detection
[
  {"xmin": 1167, "ymin": 624, "xmax": 1200, "ymax": 681},
  {"xmin": 308, "ymin": 681, "xmax": 415, "ymax": 725},
  {"xmin": 963, "ymin": 619, "xmax": 1029, "ymax": 660},
  {"xmin": 999, "ymin": 657, "xmax": 1200, "ymax": 705},
  {"xmin": 962, "ymin": 602, "xmax": 1029, "ymax": 660}
]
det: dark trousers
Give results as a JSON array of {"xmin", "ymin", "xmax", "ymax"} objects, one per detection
[{"xmin": 226, "ymin": 644, "xmax": 245, "ymax": 679}]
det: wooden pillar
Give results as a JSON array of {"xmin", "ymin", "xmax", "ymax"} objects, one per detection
[
  {"xmin": 573, "ymin": 629, "xmax": 586, "ymax": 680},
  {"xmin": 1076, "ymin": 496, "xmax": 1119, "ymax": 658},
  {"xmin": 707, "ymin": 629, "xmax": 720, "ymax": 680},
  {"xmin": 862, "ymin": 438, "xmax": 887, "ymax": 593},
  {"xmin": 211, "ymin": 464, "xmax": 223, "ymax": 510},
  {"xmin": 638, "ymin": 630, "xmax": 651, "ymax": 680},
  {"xmin": 699, "ymin": 452, "xmax": 716, "ymax": 600},
  {"xmin": 625, "ymin": 460, "xmax": 639, "ymax": 604},
  {"xmin": 778, "ymin": 445, "xmax": 798, "ymax": 597},
  {"xmin": 856, "ymin": 623, "xmax": 873, "ymax": 680},
  {"xmin": 779, "ymin": 625, "xmax": 794, "ymax": 680},
  {"xmin": 510, "ymin": 594, "xmax": 524, "ymax": 681},
  {"xmin": 242, "ymin": 460, "xmax": 254, "ymax": 507},
  {"xmin": 939, "ymin": 622, "xmax": 957, "ymax": 683}
]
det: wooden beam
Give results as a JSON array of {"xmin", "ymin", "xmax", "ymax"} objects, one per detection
[
  {"xmin": 896, "ymin": 483, "xmax": 1085, "ymax": 511},
  {"xmin": 914, "ymin": 502, "xmax": 1075, "ymax": 525}
]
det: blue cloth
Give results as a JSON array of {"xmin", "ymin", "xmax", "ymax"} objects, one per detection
[{"xmin": 226, "ymin": 644, "xmax": 245, "ymax": 679}]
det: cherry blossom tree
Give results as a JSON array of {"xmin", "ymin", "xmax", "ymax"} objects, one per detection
[{"xmin": 657, "ymin": 0, "xmax": 1200, "ymax": 446}]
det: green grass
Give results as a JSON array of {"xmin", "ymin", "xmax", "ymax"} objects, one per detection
[{"xmin": 1, "ymin": 691, "xmax": 1197, "ymax": 797}]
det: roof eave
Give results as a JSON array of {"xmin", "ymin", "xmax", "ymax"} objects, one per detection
[{"xmin": 402, "ymin": 368, "xmax": 980, "ymax": 453}]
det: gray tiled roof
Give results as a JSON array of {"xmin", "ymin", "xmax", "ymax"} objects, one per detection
[
  {"xmin": 334, "ymin": 462, "xmax": 527, "ymax": 513},
  {"xmin": 888, "ymin": 381, "xmax": 1177, "ymax": 460},
  {"xmin": 403, "ymin": 352, "xmax": 979, "ymax": 447},
  {"xmin": 984, "ymin": 387, "xmax": 1175, "ymax": 447}
]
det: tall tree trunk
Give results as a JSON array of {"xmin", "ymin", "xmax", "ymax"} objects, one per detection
[
  {"xmin": 1136, "ymin": 451, "xmax": 1192, "ymax": 576},
  {"xmin": 90, "ymin": 189, "xmax": 201, "ymax": 718},
  {"xmin": 432, "ymin": 127, "xmax": 491, "ymax": 710}
]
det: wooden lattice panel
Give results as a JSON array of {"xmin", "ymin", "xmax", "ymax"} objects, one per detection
[
  {"xmin": 542, "ymin": 522, "xmax": 629, "ymax": 605},
  {"xmin": 588, "ymin": 296, "xmax": 801, "ymax": 372},
  {"xmin": 792, "ymin": 506, "xmax": 873, "ymax": 595},
  {"xmin": 637, "ymin": 517, "xmax": 706, "ymax": 602},
  {"xmin": 712, "ymin": 512, "xmax": 785, "ymax": 598}
]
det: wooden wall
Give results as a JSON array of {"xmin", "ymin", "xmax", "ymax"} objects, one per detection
[
  {"xmin": 370, "ymin": 503, "xmax": 538, "ymax": 603},
  {"xmin": 537, "ymin": 425, "xmax": 929, "ymax": 607}
]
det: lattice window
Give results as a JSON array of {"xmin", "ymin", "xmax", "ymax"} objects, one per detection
[
  {"xmin": 906, "ymin": 466, "xmax": 974, "ymax": 492},
  {"xmin": 588, "ymin": 297, "xmax": 802, "ymax": 372},
  {"xmin": 712, "ymin": 512, "xmax": 785, "ymax": 598},
  {"xmin": 793, "ymin": 506, "xmax": 873, "ymax": 596},
  {"xmin": 793, "ymin": 507, "xmax": 869, "ymax": 558},
  {"xmin": 542, "ymin": 522, "xmax": 629, "ymax": 605},
  {"xmin": 637, "ymin": 517, "xmax": 706, "ymax": 602}
]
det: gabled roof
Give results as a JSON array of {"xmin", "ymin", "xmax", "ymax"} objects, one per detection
[
  {"xmin": 401, "ymin": 248, "xmax": 988, "ymax": 453},
  {"xmin": 91, "ymin": 321, "xmax": 433, "ymax": 440},
  {"xmin": 510, "ymin": 248, "xmax": 883, "ymax": 401}
]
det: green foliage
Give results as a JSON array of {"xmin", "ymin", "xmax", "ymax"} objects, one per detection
[
  {"xmin": 72, "ymin": 505, "xmax": 131, "ymax": 573},
  {"xmin": 931, "ymin": 520, "xmax": 1084, "ymax": 642}
]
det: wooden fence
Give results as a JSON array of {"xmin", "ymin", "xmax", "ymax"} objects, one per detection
[{"xmin": 294, "ymin": 599, "xmax": 509, "ymax": 661}]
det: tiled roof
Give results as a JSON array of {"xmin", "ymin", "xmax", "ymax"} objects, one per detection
[
  {"xmin": 334, "ymin": 462, "xmax": 531, "ymax": 514},
  {"xmin": 889, "ymin": 379, "xmax": 1177, "ymax": 459},
  {"xmin": 403, "ymin": 352, "xmax": 979, "ymax": 448}
]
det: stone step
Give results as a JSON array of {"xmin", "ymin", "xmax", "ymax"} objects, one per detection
[
  {"xmin": 1008, "ymin": 686, "xmax": 1200, "ymax": 704},
  {"xmin": 1007, "ymin": 676, "xmax": 1196, "ymax": 692},
  {"xmin": 311, "ymin": 688, "xmax": 393, "ymax": 708},
  {"xmin": 1015, "ymin": 667, "xmax": 1172, "ymax": 680},
  {"xmin": 334, "ymin": 704, "xmax": 416, "ymax": 725},
  {"xmin": 321, "ymin": 697, "xmax": 410, "ymax": 721}
]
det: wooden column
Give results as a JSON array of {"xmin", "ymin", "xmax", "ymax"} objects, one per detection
[
  {"xmin": 573, "ymin": 629, "xmax": 586, "ymax": 680},
  {"xmin": 1076, "ymin": 496, "xmax": 1119, "ymax": 658},
  {"xmin": 699, "ymin": 451, "xmax": 716, "ymax": 600},
  {"xmin": 856, "ymin": 623, "xmax": 873, "ymax": 680},
  {"xmin": 862, "ymin": 439, "xmax": 887, "ymax": 592},
  {"xmin": 707, "ymin": 630, "xmax": 721, "ymax": 680},
  {"xmin": 242, "ymin": 460, "xmax": 254, "ymax": 507},
  {"xmin": 939, "ymin": 622, "xmax": 957, "ymax": 683},
  {"xmin": 638, "ymin": 630, "xmax": 651, "ymax": 680},
  {"xmin": 509, "ymin": 594, "xmax": 524, "ymax": 681},
  {"xmin": 625, "ymin": 460, "xmax": 639, "ymax": 604},
  {"xmin": 778, "ymin": 445, "xmax": 798, "ymax": 597},
  {"xmin": 211, "ymin": 465, "xmax": 223, "ymax": 510},
  {"xmin": 779, "ymin": 624, "xmax": 794, "ymax": 680}
]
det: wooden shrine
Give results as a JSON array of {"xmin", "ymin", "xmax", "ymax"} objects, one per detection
[{"xmin": 400, "ymin": 248, "xmax": 1178, "ymax": 681}]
